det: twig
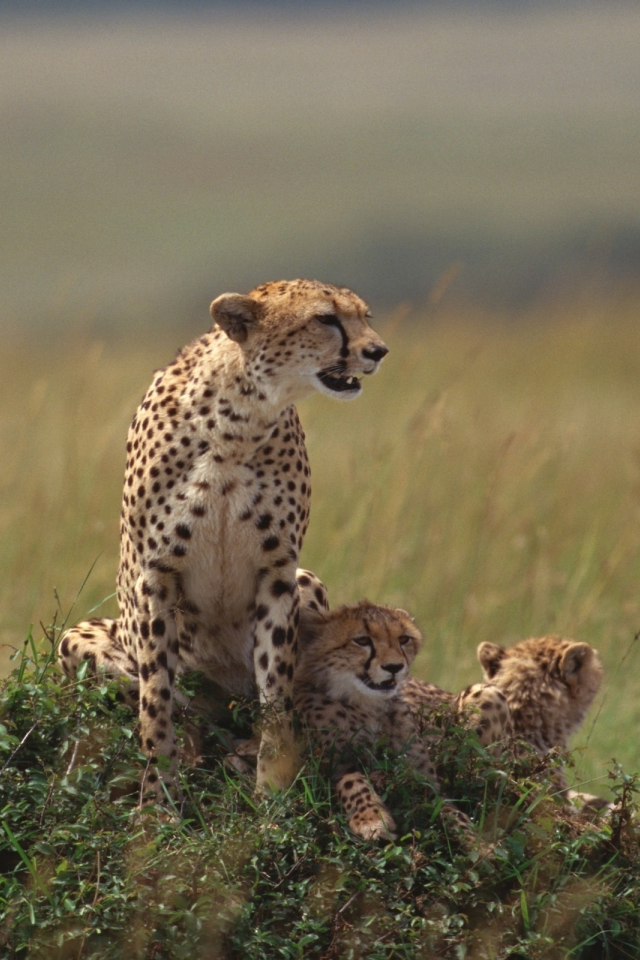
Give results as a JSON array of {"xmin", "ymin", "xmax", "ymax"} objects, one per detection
[
  {"xmin": 336, "ymin": 891, "xmax": 359, "ymax": 916},
  {"xmin": 38, "ymin": 779, "xmax": 57, "ymax": 828},
  {"xmin": 0, "ymin": 722, "xmax": 38, "ymax": 774},
  {"xmin": 91, "ymin": 850, "xmax": 101, "ymax": 908},
  {"xmin": 65, "ymin": 740, "xmax": 81, "ymax": 776},
  {"xmin": 272, "ymin": 854, "xmax": 309, "ymax": 889}
]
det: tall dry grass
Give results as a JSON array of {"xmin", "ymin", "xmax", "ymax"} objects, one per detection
[{"xmin": 2, "ymin": 291, "xmax": 640, "ymax": 795}]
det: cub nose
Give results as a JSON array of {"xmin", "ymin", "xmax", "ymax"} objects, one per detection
[
  {"xmin": 362, "ymin": 344, "xmax": 389, "ymax": 363},
  {"xmin": 382, "ymin": 662, "xmax": 404, "ymax": 676}
]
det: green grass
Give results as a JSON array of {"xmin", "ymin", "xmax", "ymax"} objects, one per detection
[
  {"xmin": 2, "ymin": 637, "xmax": 640, "ymax": 959},
  {"xmin": 3, "ymin": 291, "xmax": 640, "ymax": 954}
]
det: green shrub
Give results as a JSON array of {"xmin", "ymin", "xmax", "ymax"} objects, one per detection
[{"xmin": 1, "ymin": 632, "xmax": 640, "ymax": 959}]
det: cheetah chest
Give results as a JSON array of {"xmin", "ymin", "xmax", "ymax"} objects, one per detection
[{"xmin": 170, "ymin": 452, "xmax": 310, "ymax": 692}]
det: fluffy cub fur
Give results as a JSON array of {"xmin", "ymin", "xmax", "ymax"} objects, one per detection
[
  {"xmin": 295, "ymin": 577, "xmax": 605, "ymax": 836},
  {"xmin": 477, "ymin": 636, "xmax": 604, "ymax": 801},
  {"xmin": 295, "ymin": 601, "xmax": 509, "ymax": 840}
]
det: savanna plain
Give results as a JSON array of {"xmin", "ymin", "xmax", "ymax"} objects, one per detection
[
  {"xmin": 3, "ymin": 293, "xmax": 640, "ymax": 785},
  {"xmin": 2, "ymin": 291, "xmax": 640, "ymax": 958}
]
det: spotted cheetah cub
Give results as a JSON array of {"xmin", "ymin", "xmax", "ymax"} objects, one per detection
[
  {"xmin": 59, "ymin": 280, "xmax": 387, "ymax": 801},
  {"xmin": 295, "ymin": 600, "xmax": 509, "ymax": 840},
  {"xmin": 477, "ymin": 636, "xmax": 604, "ymax": 803}
]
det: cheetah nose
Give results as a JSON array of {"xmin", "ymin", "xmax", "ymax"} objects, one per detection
[
  {"xmin": 382, "ymin": 662, "xmax": 404, "ymax": 676},
  {"xmin": 362, "ymin": 344, "xmax": 389, "ymax": 363}
]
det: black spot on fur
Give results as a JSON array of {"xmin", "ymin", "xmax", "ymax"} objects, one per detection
[{"xmin": 272, "ymin": 579, "xmax": 293, "ymax": 598}]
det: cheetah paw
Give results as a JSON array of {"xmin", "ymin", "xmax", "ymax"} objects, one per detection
[{"xmin": 349, "ymin": 809, "xmax": 397, "ymax": 842}]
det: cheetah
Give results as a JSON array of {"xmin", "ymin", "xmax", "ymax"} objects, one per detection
[
  {"xmin": 59, "ymin": 279, "xmax": 388, "ymax": 800},
  {"xmin": 295, "ymin": 577, "xmax": 605, "ymax": 832},
  {"xmin": 476, "ymin": 636, "xmax": 604, "ymax": 804},
  {"xmin": 294, "ymin": 597, "xmax": 510, "ymax": 841}
]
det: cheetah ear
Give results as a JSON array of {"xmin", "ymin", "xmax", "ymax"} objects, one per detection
[
  {"xmin": 477, "ymin": 641, "xmax": 506, "ymax": 680},
  {"xmin": 210, "ymin": 293, "xmax": 262, "ymax": 344},
  {"xmin": 560, "ymin": 642, "xmax": 594, "ymax": 687},
  {"xmin": 395, "ymin": 608, "xmax": 414, "ymax": 622},
  {"xmin": 298, "ymin": 604, "xmax": 330, "ymax": 647}
]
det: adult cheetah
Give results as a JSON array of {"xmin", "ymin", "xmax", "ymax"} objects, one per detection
[{"xmin": 59, "ymin": 279, "xmax": 388, "ymax": 800}]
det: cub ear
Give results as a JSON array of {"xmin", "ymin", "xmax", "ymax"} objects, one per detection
[
  {"xmin": 560, "ymin": 642, "xmax": 594, "ymax": 687},
  {"xmin": 395, "ymin": 608, "xmax": 415, "ymax": 622},
  {"xmin": 298, "ymin": 605, "xmax": 330, "ymax": 647},
  {"xmin": 210, "ymin": 293, "xmax": 262, "ymax": 344},
  {"xmin": 477, "ymin": 641, "xmax": 507, "ymax": 680}
]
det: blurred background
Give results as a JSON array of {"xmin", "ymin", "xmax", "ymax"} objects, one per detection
[
  {"xmin": 1, "ymin": 0, "xmax": 639, "ymax": 331},
  {"xmin": 1, "ymin": 0, "xmax": 640, "ymax": 794}
]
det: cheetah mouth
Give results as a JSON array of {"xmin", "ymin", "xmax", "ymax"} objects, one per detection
[
  {"xmin": 362, "ymin": 676, "xmax": 397, "ymax": 693},
  {"xmin": 317, "ymin": 370, "xmax": 362, "ymax": 395}
]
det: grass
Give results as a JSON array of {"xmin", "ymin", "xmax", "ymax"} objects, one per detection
[
  {"xmin": 2, "ymin": 636, "xmax": 640, "ymax": 959},
  {"xmin": 3, "ymin": 289, "xmax": 640, "ymax": 953}
]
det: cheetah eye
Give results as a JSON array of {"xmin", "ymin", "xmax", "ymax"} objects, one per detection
[
  {"xmin": 316, "ymin": 314, "xmax": 340, "ymax": 326},
  {"xmin": 399, "ymin": 635, "xmax": 413, "ymax": 646},
  {"xmin": 352, "ymin": 636, "xmax": 371, "ymax": 647}
]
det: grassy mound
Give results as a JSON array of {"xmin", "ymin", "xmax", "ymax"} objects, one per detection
[{"xmin": 1, "ymin": 634, "xmax": 639, "ymax": 959}]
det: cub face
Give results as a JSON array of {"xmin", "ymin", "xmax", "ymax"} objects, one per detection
[{"xmin": 298, "ymin": 601, "xmax": 422, "ymax": 702}]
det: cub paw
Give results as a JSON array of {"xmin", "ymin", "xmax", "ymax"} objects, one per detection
[{"xmin": 349, "ymin": 807, "xmax": 397, "ymax": 841}]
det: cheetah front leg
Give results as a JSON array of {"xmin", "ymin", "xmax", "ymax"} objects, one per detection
[
  {"xmin": 133, "ymin": 571, "xmax": 181, "ymax": 803},
  {"xmin": 253, "ymin": 564, "xmax": 301, "ymax": 793},
  {"xmin": 335, "ymin": 770, "xmax": 397, "ymax": 841}
]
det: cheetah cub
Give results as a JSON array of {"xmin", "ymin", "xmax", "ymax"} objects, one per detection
[
  {"xmin": 295, "ymin": 598, "xmax": 509, "ymax": 841},
  {"xmin": 476, "ymin": 636, "xmax": 604, "ymax": 805},
  {"xmin": 59, "ymin": 280, "xmax": 387, "ymax": 801}
]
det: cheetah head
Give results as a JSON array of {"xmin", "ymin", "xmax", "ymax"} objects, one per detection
[
  {"xmin": 210, "ymin": 279, "xmax": 388, "ymax": 404},
  {"xmin": 477, "ymin": 636, "xmax": 603, "ymax": 750},
  {"xmin": 298, "ymin": 601, "xmax": 421, "ymax": 702}
]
